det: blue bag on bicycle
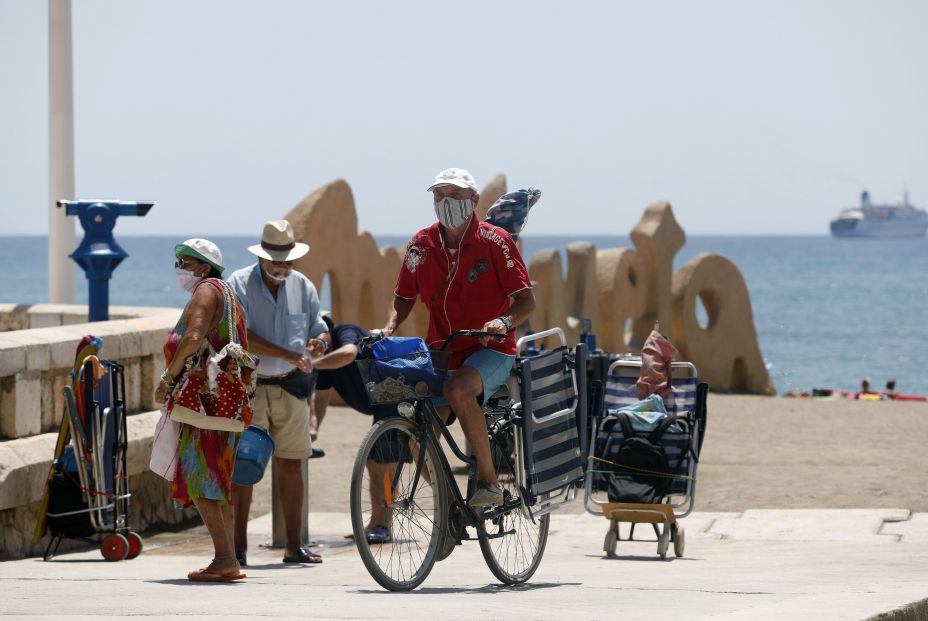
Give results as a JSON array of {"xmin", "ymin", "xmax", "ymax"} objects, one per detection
[
  {"xmin": 370, "ymin": 337, "xmax": 427, "ymax": 359},
  {"xmin": 369, "ymin": 337, "xmax": 442, "ymax": 394}
]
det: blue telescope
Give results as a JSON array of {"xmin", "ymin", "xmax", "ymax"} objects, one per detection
[{"xmin": 57, "ymin": 200, "xmax": 155, "ymax": 322}]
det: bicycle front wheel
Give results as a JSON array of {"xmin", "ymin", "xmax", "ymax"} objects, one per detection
[
  {"xmin": 478, "ymin": 417, "xmax": 550, "ymax": 584},
  {"xmin": 350, "ymin": 415, "xmax": 448, "ymax": 591}
]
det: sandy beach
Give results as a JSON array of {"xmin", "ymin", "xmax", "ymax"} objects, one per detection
[{"xmin": 238, "ymin": 394, "xmax": 928, "ymax": 519}]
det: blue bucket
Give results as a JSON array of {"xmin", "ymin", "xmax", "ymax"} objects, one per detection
[{"xmin": 232, "ymin": 426, "xmax": 275, "ymax": 486}]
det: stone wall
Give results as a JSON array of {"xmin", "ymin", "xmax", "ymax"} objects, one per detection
[{"xmin": 0, "ymin": 305, "xmax": 180, "ymax": 439}]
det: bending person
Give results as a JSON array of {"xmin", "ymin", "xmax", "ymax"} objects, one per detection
[{"xmin": 309, "ymin": 315, "xmax": 399, "ymax": 543}]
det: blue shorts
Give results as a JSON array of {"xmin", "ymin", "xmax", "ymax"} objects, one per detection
[{"xmin": 434, "ymin": 348, "xmax": 516, "ymax": 407}]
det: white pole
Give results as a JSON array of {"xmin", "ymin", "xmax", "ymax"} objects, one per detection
[{"xmin": 48, "ymin": 0, "xmax": 75, "ymax": 304}]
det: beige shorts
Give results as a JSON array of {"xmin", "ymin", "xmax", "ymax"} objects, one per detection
[{"xmin": 251, "ymin": 384, "xmax": 312, "ymax": 459}]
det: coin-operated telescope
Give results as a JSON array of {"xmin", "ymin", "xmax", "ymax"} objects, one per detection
[{"xmin": 57, "ymin": 200, "xmax": 155, "ymax": 321}]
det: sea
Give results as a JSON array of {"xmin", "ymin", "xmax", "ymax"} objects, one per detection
[{"xmin": 2, "ymin": 234, "xmax": 927, "ymax": 397}]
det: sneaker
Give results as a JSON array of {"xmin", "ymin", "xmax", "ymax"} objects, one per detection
[
  {"xmin": 366, "ymin": 525, "xmax": 392, "ymax": 544},
  {"xmin": 468, "ymin": 480, "xmax": 503, "ymax": 508}
]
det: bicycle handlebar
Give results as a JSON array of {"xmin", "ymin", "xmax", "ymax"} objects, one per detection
[
  {"xmin": 356, "ymin": 328, "xmax": 506, "ymax": 350},
  {"xmin": 439, "ymin": 329, "xmax": 506, "ymax": 351}
]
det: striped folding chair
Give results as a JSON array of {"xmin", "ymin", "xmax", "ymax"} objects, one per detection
[{"xmin": 516, "ymin": 330, "xmax": 587, "ymax": 514}]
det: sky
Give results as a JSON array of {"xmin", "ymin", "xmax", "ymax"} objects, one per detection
[{"xmin": 1, "ymin": 0, "xmax": 927, "ymax": 237}]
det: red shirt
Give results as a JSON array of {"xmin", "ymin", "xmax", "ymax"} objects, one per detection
[{"xmin": 395, "ymin": 217, "xmax": 532, "ymax": 369}]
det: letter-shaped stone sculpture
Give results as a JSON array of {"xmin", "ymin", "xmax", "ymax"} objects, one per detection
[
  {"xmin": 596, "ymin": 247, "xmax": 647, "ymax": 354},
  {"xmin": 671, "ymin": 253, "xmax": 775, "ymax": 394}
]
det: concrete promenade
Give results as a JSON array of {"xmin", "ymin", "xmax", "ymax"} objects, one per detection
[{"xmin": 2, "ymin": 508, "xmax": 927, "ymax": 620}]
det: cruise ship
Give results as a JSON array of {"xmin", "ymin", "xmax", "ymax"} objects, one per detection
[{"xmin": 830, "ymin": 191, "xmax": 928, "ymax": 238}]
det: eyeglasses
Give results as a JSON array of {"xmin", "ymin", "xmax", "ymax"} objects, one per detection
[
  {"xmin": 175, "ymin": 257, "xmax": 195, "ymax": 269},
  {"xmin": 270, "ymin": 260, "xmax": 294, "ymax": 266}
]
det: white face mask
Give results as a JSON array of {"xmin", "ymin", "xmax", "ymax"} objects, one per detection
[
  {"xmin": 434, "ymin": 197, "xmax": 474, "ymax": 230},
  {"xmin": 175, "ymin": 267, "xmax": 204, "ymax": 293},
  {"xmin": 261, "ymin": 264, "xmax": 288, "ymax": 283}
]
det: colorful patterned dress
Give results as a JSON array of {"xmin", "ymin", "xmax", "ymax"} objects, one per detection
[{"xmin": 164, "ymin": 278, "xmax": 249, "ymax": 508}]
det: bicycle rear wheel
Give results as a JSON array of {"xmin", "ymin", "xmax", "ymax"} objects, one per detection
[
  {"xmin": 350, "ymin": 416, "xmax": 447, "ymax": 591},
  {"xmin": 478, "ymin": 416, "xmax": 549, "ymax": 584}
]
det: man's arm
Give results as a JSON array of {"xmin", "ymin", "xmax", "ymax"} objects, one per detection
[
  {"xmin": 383, "ymin": 295, "xmax": 415, "ymax": 337},
  {"xmin": 481, "ymin": 288, "xmax": 536, "ymax": 342},
  {"xmin": 504, "ymin": 288, "xmax": 536, "ymax": 328}
]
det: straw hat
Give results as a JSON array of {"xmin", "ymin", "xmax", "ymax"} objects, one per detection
[{"xmin": 247, "ymin": 220, "xmax": 309, "ymax": 262}]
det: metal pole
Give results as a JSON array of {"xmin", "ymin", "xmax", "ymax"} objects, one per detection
[{"xmin": 48, "ymin": 0, "xmax": 76, "ymax": 304}]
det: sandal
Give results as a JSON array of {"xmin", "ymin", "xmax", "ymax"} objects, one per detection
[
  {"xmin": 365, "ymin": 525, "xmax": 392, "ymax": 545},
  {"xmin": 282, "ymin": 547, "xmax": 322, "ymax": 564},
  {"xmin": 187, "ymin": 568, "xmax": 246, "ymax": 582}
]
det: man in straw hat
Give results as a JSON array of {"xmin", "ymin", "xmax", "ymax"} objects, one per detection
[{"xmin": 227, "ymin": 219, "xmax": 330, "ymax": 565}]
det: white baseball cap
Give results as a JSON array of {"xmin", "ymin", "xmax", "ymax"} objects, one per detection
[
  {"xmin": 426, "ymin": 167, "xmax": 478, "ymax": 193},
  {"xmin": 175, "ymin": 238, "xmax": 224, "ymax": 274}
]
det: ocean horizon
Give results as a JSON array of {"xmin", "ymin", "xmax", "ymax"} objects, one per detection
[{"xmin": 2, "ymin": 234, "xmax": 927, "ymax": 398}]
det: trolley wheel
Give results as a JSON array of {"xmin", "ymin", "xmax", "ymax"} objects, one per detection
[
  {"xmin": 126, "ymin": 532, "xmax": 144, "ymax": 559},
  {"xmin": 672, "ymin": 524, "xmax": 685, "ymax": 558},
  {"xmin": 657, "ymin": 525, "xmax": 670, "ymax": 560},
  {"xmin": 101, "ymin": 533, "xmax": 129, "ymax": 561},
  {"xmin": 603, "ymin": 523, "xmax": 618, "ymax": 558}
]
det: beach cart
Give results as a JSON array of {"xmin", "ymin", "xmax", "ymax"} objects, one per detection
[
  {"xmin": 584, "ymin": 355, "xmax": 708, "ymax": 559},
  {"xmin": 38, "ymin": 338, "xmax": 140, "ymax": 561}
]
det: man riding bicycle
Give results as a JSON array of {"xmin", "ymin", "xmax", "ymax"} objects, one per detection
[{"xmin": 382, "ymin": 167, "xmax": 536, "ymax": 507}]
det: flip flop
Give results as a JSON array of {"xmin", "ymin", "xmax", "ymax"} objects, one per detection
[{"xmin": 187, "ymin": 568, "xmax": 246, "ymax": 582}]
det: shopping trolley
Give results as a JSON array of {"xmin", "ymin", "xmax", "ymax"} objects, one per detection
[
  {"xmin": 39, "ymin": 340, "xmax": 140, "ymax": 561},
  {"xmin": 584, "ymin": 355, "xmax": 708, "ymax": 559}
]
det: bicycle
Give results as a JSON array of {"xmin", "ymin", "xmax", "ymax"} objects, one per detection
[{"xmin": 350, "ymin": 328, "xmax": 585, "ymax": 591}]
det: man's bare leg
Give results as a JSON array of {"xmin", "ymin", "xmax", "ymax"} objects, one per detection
[
  {"xmin": 275, "ymin": 456, "xmax": 305, "ymax": 558},
  {"xmin": 366, "ymin": 460, "xmax": 393, "ymax": 531},
  {"xmin": 309, "ymin": 389, "xmax": 330, "ymax": 442},
  {"xmin": 443, "ymin": 367, "xmax": 496, "ymax": 486}
]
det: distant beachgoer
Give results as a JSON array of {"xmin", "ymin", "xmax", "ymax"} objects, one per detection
[
  {"xmin": 885, "ymin": 379, "xmax": 897, "ymax": 400},
  {"xmin": 855, "ymin": 377, "xmax": 877, "ymax": 400}
]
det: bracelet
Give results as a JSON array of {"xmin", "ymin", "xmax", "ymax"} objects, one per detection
[
  {"xmin": 497, "ymin": 315, "xmax": 513, "ymax": 331},
  {"xmin": 159, "ymin": 368, "xmax": 176, "ymax": 388},
  {"xmin": 320, "ymin": 338, "xmax": 330, "ymax": 354}
]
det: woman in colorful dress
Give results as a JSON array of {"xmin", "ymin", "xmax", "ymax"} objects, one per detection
[{"xmin": 154, "ymin": 238, "xmax": 251, "ymax": 582}]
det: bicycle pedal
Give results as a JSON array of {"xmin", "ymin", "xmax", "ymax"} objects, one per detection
[{"xmin": 483, "ymin": 528, "xmax": 517, "ymax": 540}]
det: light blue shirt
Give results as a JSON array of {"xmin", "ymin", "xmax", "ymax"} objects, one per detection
[{"xmin": 227, "ymin": 263, "xmax": 327, "ymax": 378}]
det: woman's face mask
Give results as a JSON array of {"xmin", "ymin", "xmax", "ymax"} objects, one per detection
[
  {"xmin": 175, "ymin": 267, "xmax": 204, "ymax": 293},
  {"xmin": 434, "ymin": 197, "xmax": 474, "ymax": 230}
]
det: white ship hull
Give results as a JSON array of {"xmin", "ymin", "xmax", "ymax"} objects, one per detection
[{"xmin": 831, "ymin": 216, "xmax": 928, "ymax": 238}]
